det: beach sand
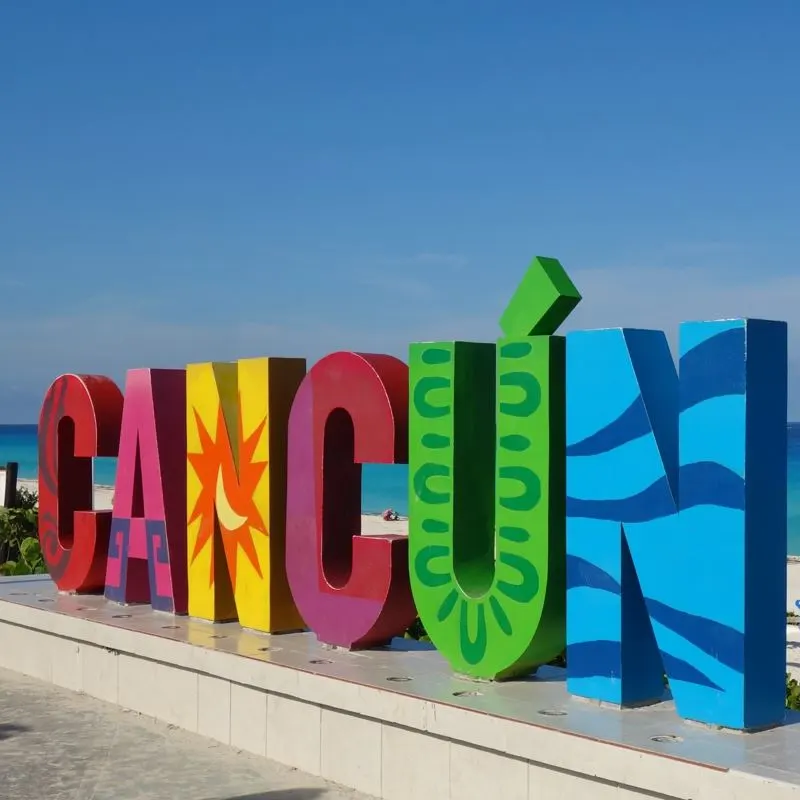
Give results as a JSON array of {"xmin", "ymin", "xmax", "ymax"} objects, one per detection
[
  {"xmin": 14, "ymin": 478, "xmax": 800, "ymax": 608},
  {"xmin": 15, "ymin": 479, "xmax": 407, "ymax": 537},
  {"xmin": 17, "ymin": 478, "xmax": 800, "ymax": 608}
]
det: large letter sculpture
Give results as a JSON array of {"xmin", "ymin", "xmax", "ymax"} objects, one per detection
[
  {"xmin": 409, "ymin": 257, "xmax": 581, "ymax": 679},
  {"xmin": 38, "ymin": 374, "xmax": 123, "ymax": 592},
  {"xmin": 186, "ymin": 357, "xmax": 305, "ymax": 632},
  {"xmin": 566, "ymin": 320, "xmax": 787, "ymax": 730},
  {"xmin": 285, "ymin": 352, "xmax": 417, "ymax": 649},
  {"xmin": 104, "ymin": 369, "xmax": 188, "ymax": 613}
]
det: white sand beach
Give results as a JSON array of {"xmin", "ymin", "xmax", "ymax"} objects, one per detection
[
  {"xmin": 12, "ymin": 476, "xmax": 800, "ymax": 607},
  {"xmin": 14, "ymin": 479, "xmax": 406, "ymax": 537},
  {"xmin": 788, "ymin": 559, "xmax": 800, "ymax": 613},
  {"xmin": 14, "ymin": 476, "xmax": 800, "ymax": 607}
]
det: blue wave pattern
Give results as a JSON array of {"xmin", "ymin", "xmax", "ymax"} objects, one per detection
[{"xmin": 566, "ymin": 320, "xmax": 788, "ymax": 730}]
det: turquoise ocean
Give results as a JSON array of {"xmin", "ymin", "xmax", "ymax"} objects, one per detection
[{"xmin": 3, "ymin": 423, "xmax": 800, "ymax": 554}]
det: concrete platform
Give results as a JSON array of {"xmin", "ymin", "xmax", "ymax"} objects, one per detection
[
  {"xmin": 1, "ymin": 576, "xmax": 800, "ymax": 799},
  {"xmin": 0, "ymin": 667, "xmax": 374, "ymax": 799}
]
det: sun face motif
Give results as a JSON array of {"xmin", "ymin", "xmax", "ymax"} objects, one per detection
[{"xmin": 188, "ymin": 396, "xmax": 268, "ymax": 591}]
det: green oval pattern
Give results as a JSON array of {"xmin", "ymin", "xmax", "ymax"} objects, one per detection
[
  {"xmin": 409, "ymin": 335, "xmax": 562, "ymax": 679},
  {"xmin": 498, "ymin": 372, "xmax": 541, "ymax": 417},
  {"xmin": 499, "ymin": 434, "xmax": 530, "ymax": 451},
  {"xmin": 496, "ymin": 551, "xmax": 539, "ymax": 604},
  {"xmin": 421, "ymin": 348, "xmax": 453, "ymax": 364},
  {"xmin": 498, "ymin": 526, "xmax": 530, "ymax": 543},
  {"xmin": 422, "ymin": 433, "xmax": 450, "ymax": 449},
  {"xmin": 415, "ymin": 545, "xmax": 454, "ymax": 588},
  {"xmin": 422, "ymin": 518, "xmax": 449, "ymax": 534},
  {"xmin": 499, "ymin": 341, "xmax": 533, "ymax": 359},
  {"xmin": 413, "ymin": 376, "xmax": 452, "ymax": 418},
  {"xmin": 437, "ymin": 588, "xmax": 459, "ymax": 622},
  {"xmin": 459, "ymin": 601, "xmax": 488, "ymax": 665},
  {"xmin": 489, "ymin": 595, "xmax": 513, "ymax": 636},
  {"xmin": 498, "ymin": 466, "xmax": 541, "ymax": 511},
  {"xmin": 413, "ymin": 463, "xmax": 451, "ymax": 504}
]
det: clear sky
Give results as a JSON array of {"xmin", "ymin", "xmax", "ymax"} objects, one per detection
[{"xmin": 2, "ymin": 1, "xmax": 800, "ymax": 421}]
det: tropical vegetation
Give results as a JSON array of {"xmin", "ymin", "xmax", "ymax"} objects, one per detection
[{"xmin": 0, "ymin": 487, "xmax": 45, "ymax": 576}]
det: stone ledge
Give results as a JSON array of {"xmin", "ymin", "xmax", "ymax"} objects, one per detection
[{"xmin": 1, "ymin": 576, "xmax": 799, "ymax": 800}]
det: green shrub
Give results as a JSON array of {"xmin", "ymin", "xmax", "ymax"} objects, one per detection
[
  {"xmin": 0, "ymin": 488, "xmax": 43, "ymax": 576},
  {"xmin": 0, "ymin": 536, "xmax": 45, "ymax": 576},
  {"xmin": 12, "ymin": 486, "xmax": 39, "ymax": 511},
  {"xmin": 787, "ymin": 674, "xmax": 800, "ymax": 711}
]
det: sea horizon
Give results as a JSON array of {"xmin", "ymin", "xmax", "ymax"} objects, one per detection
[
  {"xmin": 0, "ymin": 423, "xmax": 408, "ymax": 519},
  {"xmin": 4, "ymin": 422, "xmax": 800, "ymax": 554}
]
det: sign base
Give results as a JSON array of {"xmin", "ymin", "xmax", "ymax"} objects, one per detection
[{"xmin": 1, "ymin": 576, "xmax": 798, "ymax": 800}]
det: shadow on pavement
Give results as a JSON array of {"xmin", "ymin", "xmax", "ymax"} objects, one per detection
[
  {"xmin": 214, "ymin": 790, "xmax": 329, "ymax": 800},
  {"xmin": 0, "ymin": 723, "xmax": 28, "ymax": 740}
]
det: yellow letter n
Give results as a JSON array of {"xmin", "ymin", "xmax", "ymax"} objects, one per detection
[{"xmin": 186, "ymin": 357, "xmax": 306, "ymax": 633}]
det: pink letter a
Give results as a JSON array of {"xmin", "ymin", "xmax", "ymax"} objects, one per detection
[{"xmin": 104, "ymin": 369, "xmax": 187, "ymax": 613}]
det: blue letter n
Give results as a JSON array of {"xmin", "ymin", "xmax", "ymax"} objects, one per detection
[{"xmin": 566, "ymin": 320, "xmax": 787, "ymax": 730}]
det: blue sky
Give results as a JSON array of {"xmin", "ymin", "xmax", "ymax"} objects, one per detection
[{"xmin": 2, "ymin": 1, "xmax": 800, "ymax": 421}]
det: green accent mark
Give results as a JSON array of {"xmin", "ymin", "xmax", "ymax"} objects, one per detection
[
  {"xmin": 409, "ymin": 327, "xmax": 569, "ymax": 680},
  {"xmin": 499, "ymin": 255, "xmax": 581, "ymax": 338}
]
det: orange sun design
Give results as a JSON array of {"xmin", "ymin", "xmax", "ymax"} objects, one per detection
[{"xmin": 188, "ymin": 395, "xmax": 268, "ymax": 591}]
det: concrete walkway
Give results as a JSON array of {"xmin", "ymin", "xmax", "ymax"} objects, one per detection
[{"xmin": 0, "ymin": 668, "xmax": 374, "ymax": 800}]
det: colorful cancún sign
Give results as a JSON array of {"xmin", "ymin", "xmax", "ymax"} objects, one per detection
[{"xmin": 35, "ymin": 257, "xmax": 788, "ymax": 732}]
